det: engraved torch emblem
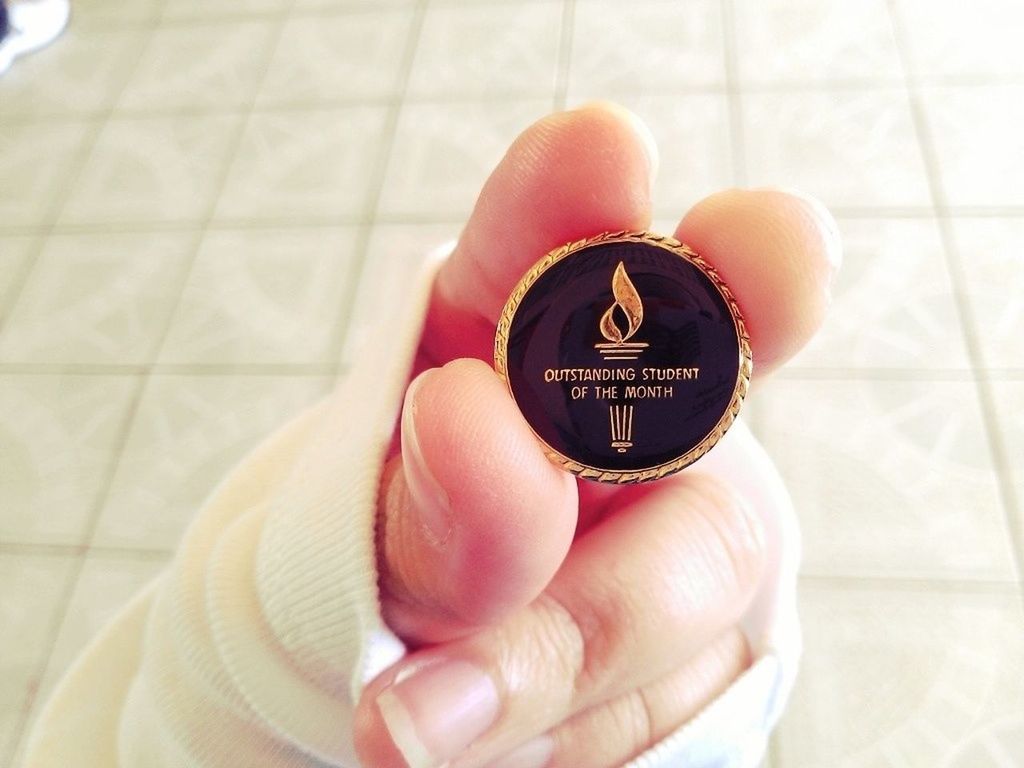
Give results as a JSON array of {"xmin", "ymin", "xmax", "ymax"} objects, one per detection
[
  {"xmin": 595, "ymin": 261, "xmax": 649, "ymax": 360},
  {"xmin": 609, "ymin": 404, "xmax": 634, "ymax": 453}
]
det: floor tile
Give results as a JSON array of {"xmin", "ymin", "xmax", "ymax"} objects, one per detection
[
  {"xmin": 756, "ymin": 378, "xmax": 1015, "ymax": 582},
  {"xmin": 257, "ymin": 9, "xmax": 411, "ymax": 107},
  {"xmin": 0, "ymin": 237, "xmax": 36, "ymax": 318},
  {"xmin": 378, "ymin": 99, "xmax": 549, "ymax": 219},
  {"xmin": 990, "ymin": 381, "xmax": 1023, "ymax": 540},
  {"xmin": 158, "ymin": 227, "xmax": 359, "ymax": 365},
  {"xmin": 214, "ymin": 106, "xmax": 387, "ymax": 222},
  {"xmin": 734, "ymin": 0, "xmax": 901, "ymax": 85},
  {"xmin": 94, "ymin": 375, "xmax": 332, "ymax": 550},
  {"xmin": 339, "ymin": 222, "xmax": 459, "ymax": 369},
  {"xmin": 566, "ymin": 91, "xmax": 734, "ymax": 218},
  {"xmin": 160, "ymin": 0, "xmax": 292, "ymax": 21},
  {"xmin": 73, "ymin": 0, "xmax": 166, "ymax": 28},
  {"xmin": 116, "ymin": 20, "xmax": 278, "ymax": 112},
  {"xmin": 0, "ymin": 555, "xmax": 76, "ymax": 763},
  {"xmin": 789, "ymin": 218, "xmax": 971, "ymax": 371},
  {"xmin": 949, "ymin": 218, "xmax": 1024, "ymax": 371},
  {"xmin": 898, "ymin": 0, "xmax": 1024, "ymax": 81},
  {"xmin": 0, "ymin": 120, "xmax": 95, "ymax": 229},
  {"xmin": 293, "ymin": 0, "xmax": 413, "ymax": 7},
  {"xmin": 569, "ymin": 0, "xmax": 725, "ymax": 92},
  {"xmin": 743, "ymin": 89, "xmax": 931, "ymax": 209},
  {"xmin": 0, "ymin": 27, "xmax": 148, "ymax": 118},
  {"xmin": 0, "ymin": 376, "xmax": 136, "ymax": 546},
  {"xmin": 0, "ymin": 232, "xmax": 193, "ymax": 364},
  {"xmin": 58, "ymin": 113, "xmax": 243, "ymax": 226},
  {"xmin": 407, "ymin": 2, "xmax": 560, "ymax": 99},
  {"xmin": 922, "ymin": 85, "xmax": 1024, "ymax": 207},
  {"xmin": 776, "ymin": 583, "xmax": 1024, "ymax": 768}
]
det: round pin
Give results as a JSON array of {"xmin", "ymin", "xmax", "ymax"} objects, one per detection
[{"xmin": 495, "ymin": 231, "xmax": 752, "ymax": 483}]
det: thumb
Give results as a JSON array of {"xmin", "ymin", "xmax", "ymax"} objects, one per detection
[{"xmin": 377, "ymin": 358, "xmax": 578, "ymax": 645}]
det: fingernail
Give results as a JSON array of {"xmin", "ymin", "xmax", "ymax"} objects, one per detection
[
  {"xmin": 486, "ymin": 735, "xmax": 555, "ymax": 768},
  {"xmin": 377, "ymin": 658, "xmax": 501, "ymax": 768},
  {"xmin": 401, "ymin": 369, "xmax": 452, "ymax": 546},
  {"xmin": 574, "ymin": 100, "xmax": 659, "ymax": 197}
]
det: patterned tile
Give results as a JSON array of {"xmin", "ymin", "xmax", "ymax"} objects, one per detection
[
  {"xmin": 898, "ymin": 0, "xmax": 1024, "ymax": 80},
  {"xmin": 922, "ymin": 85, "xmax": 1024, "ymax": 207},
  {"xmin": 116, "ymin": 20, "xmax": 278, "ymax": 112},
  {"xmin": 756, "ymin": 378, "xmax": 1015, "ymax": 582},
  {"xmin": 0, "ymin": 232, "xmax": 193, "ymax": 364},
  {"xmin": 776, "ymin": 583, "xmax": 1024, "ymax": 768},
  {"xmin": 257, "ymin": 9, "xmax": 411, "ymax": 107},
  {"xmin": 378, "ymin": 99, "xmax": 549, "ymax": 219},
  {"xmin": 160, "ymin": 0, "xmax": 292, "ymax": 20},
  {"xmin": 340, "ymin": 222, "xmax": 459, "ymax": 368},
  {"xmin": 214, "ymin": 106, "xmax": 387, "ymax": 222},
  {"xmin": 790, "ymin": 218, "xmax": 971, "ymax": 371},
  {"xmin": 733, "ymin": 0, "xmax": 902, "ymax": 85},
  {"xmin": 0, "ymin": 27, "xmax": 147, "ymax": 118},
  {"xmin": 569, "ymin": 0, "xmax": 725, "ymax": 92},
  {"xmin": 407, "ymin": 2, "xmax": 561, "ymax": 99},
  {"xmin": 991, "ymin": 381, "xmax": 1023, "ymax": 537},
  {"xmin": 565, "ymin": 91, "xmax": 734, "ymax": 218},
  {"xmin": 950, "ymin": 218, "xmax": 1024, "ymax": 371},
  {"xmin": 158, "ymin": 227, "xmax": 360, "ymax": 365},
  {"xmin": 58, "ymin": 114, "xmax": 243, "ymax": 226},
  {"xmin": 0, "ymin": 120, "xmax": 94, "ymax": 229},
  {"xmin": 0, "ymin": 237, "xmax": 36, "ymax": 318},
  {"xmin": 73, "ymin": 0, "xmax": 166, "ymax": 28},
  {"xmin": 0, "ymin": 555, "xmax": 75, "ymax": 762},
  {"xmin": 743, "ymin": 89, "xmax": 932, "ymax": 209},
  {"xmin": 93, "ymin": 375, "xmax": 332, "ymax": 550},
  {"xmin": 0, "ymin": 376, "xmax": 136, "ymax": 546}
]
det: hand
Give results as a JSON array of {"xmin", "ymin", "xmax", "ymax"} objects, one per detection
[{"xmin": 353, "ymin": 102, "xmax": 839, "ymax": 768}]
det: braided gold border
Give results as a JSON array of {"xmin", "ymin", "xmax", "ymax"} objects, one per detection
[{"xmin": 494, "ymin": 230, "xmax": 753, "ymax": 484}]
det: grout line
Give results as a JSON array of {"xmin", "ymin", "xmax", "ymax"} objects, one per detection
[
  {"xmin": 3, "ymin": 2, "xmax": 306, "ymax": 762},
  {"xmin": 552, "ymin": 0, "xmax": 575, "ymax": 110},
  {"xmin": 0, "ymin": 541, "xmax": 174, "ymax": 561},
  {"xmin": 887, "ymin": 0, "xmax": 1024, "ymax": 597},
  {"xmin": 799, "ymin": 572, "xmax": 1024, "ymax": 595},
  {"xmin": 719, "ymin": 0, "xmax": 747, "ymax": 186},
  {"xmin": 326, "ymin": 0, "xmax": 429, "ymax": 378},
  {"xmin": 0, "ymin": 362, "xmax": 344, "ymax": 376}
]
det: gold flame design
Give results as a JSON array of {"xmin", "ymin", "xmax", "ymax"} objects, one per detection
[{"xmin": 599, "ymin": 262, "xmax": 643, "ymax": 344}]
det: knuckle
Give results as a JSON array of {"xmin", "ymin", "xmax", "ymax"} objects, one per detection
[
  {"xmin": 530, "ymin": 590, "xmax": 612, "ymax": 707},
  {"xmin": 685, "ymin": 475, "xmax": 767, "ymax": 601}
]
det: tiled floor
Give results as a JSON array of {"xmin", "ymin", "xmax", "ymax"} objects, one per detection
[{"xmin": 1, "ymin": 1, "xmax": 1022, "ymax": 767}]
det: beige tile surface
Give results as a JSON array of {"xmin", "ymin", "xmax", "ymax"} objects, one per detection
[
  {"xmin": 776, "ymin": 582, "xmax": 1024, "ymax": 768},
  {"xmin": 734, "ymin": 0, "xmax": 902, "ymax": 85},
  {"xmin": 116, "ymin": 19, "xmax": 278, "ymax": 112},
  {"xmin": 214, "ymin": 106, "xmax": 388, "ymax": 222},
  {"xmin": 0, "ymin": 376, "xmax": 136, "ymax": 546},
  {"xmin": 157, "ymin": 227, "xmax": 360, "ymax": 365},
  {"xmin": 58, "ymin": 113, "xmax": 244, "ymax": 225},
  {"xmin": 256, "ymin": 9, "xmax": 412, "ymax": 107},
  {"xmin": 0, "ymin": 232, "xmax": 193, "ymax": 364},
  {"xmin": 789, "ymin": 218, "xmax": 971, "ymax": 371},
  {"xmin": 951, "ymin": 218, "xmax": 1024, "ymax": 371},
  {"xmin": 570, "ymin": 0, "xmax": 725, "ymax": 92},
  {"xmin": 408, "ymin": 2, "xmax": 561, "ymax": 99},
  {"xmin": 743, "ymin": 89, "xmax": 932, "ymax": 209},
  {"xmin": 0, "ymin": 237, "xmax": 36, "ymax": 317},
  {"xmin": 756, "ymin": 378, "xmax": 1016, "ymax": 582},
  {"xmin": 0, "ymin": 27, "xmax": 147, "ymax": 118},
  {"xmin": 0, "ymin": 120, "xmax": 95, "ymax": 229},
  {"xmin": 93, "ymin": 375, "xmax": 332, "ymax": 551}
]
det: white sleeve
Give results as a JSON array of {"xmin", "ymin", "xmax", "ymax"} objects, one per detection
[{"xmin": 22, "ymin": 244, "xmax": 800, "ymax": 768}]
